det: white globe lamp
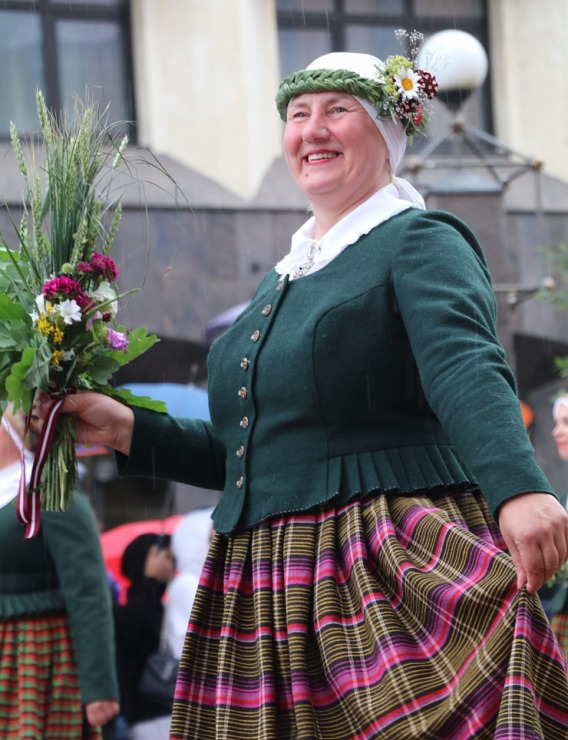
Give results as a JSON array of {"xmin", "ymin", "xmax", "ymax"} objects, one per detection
[{"xmin": 417, "ymin": 29, "xmax": 488, "ymax": 111}]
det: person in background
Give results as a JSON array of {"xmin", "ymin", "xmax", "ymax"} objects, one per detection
[
  {"xmin": 164, "ymin": 507, "xmax": 214, "ymax": 659},
  {"xmin": 54, "ymin": 43, "xmax": 568, "ymax": 738},
  {"xmin": 547, "ymin": 393, "xmax": 568, "ymax": 653},
  {"xmin": 114, "ymin": 532, "xmax": 175, "ymax": 740},
  {"xmin": 0, "ymin": 402, "xmax": 119, "ymax": 739},
  {"xmin": 552, "ymin": 393, "xmax": 568, "ymax": 466}
]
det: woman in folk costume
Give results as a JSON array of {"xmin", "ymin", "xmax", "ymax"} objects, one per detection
[
  {"xmin": 55, "ymin": 44, "xmax": 568, "ymax": 739},
  {"xmin": 0, "ymin": 403, "xmax": 119, "ymax": 738}
]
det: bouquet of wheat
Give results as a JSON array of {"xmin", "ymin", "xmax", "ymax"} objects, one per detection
[{"xmin": 0, "ymin": 90, "xmax": 164, "ymax": 537}]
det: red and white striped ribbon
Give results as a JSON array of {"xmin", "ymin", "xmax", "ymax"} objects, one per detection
[{"xmin": 17, "ymin": 397, "xmax": 65, "ymax": 539}]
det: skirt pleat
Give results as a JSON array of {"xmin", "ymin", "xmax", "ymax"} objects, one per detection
[
  {"xmin": 171, "ymin": 491, "xmax": 568, "ymax": 739},
  {"xmin": 0, "ymin": 612, "xmax": 100, "ymax": 739}
]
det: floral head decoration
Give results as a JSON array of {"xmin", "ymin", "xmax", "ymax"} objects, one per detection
[{"xmin": 275, "ymin": 31, "xmax": 438, "ymax": 139}]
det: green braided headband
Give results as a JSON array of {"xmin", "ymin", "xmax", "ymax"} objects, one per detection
[
  {"xmin": 275, "ymin": 61, "xmax": 438, "ymax": 138},
  {"xmin": 275, "ymin": 69, "xmax": 387, "ymax": 120}
]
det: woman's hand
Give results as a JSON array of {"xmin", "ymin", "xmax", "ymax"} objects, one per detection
[
  {"xmin": 85, "ymin": 699, "xmax": 120, "ymax": 727},
  {"xmin": 42, "ymin": 391, "xmax": 135, "ymax": 456},
  {"xmin": 144, "ymin": 543, "xmax": 176, "ymax": 584},
  {"xmin": 498, "ymin": 492, "xmax": 568, "ymax": 593}
]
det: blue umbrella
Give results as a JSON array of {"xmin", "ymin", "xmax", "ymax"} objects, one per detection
[
  {"xmin": 119, "ymin": 382, "xmax": 210, "ymax": 420},
  {"xmin": 205, "ymin": 301, "xmax": 249, "ymax": 346}
]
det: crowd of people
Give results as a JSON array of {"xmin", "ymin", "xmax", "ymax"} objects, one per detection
[{"xmin": 4, "ymin": 38, "xmax": 568, "ymax": 740}]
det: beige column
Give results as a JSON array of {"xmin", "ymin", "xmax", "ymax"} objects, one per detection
[
  {"xmin": 488, "ymin": 0, "xmax": 568, "ymax": 182},
  {"xmin": 131, "ymin": 0, "xmax": 283, "ymax": 199}
]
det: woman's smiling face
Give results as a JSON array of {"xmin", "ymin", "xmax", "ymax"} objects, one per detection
[
  {"xmin": 283, "ymin": 91, "xmax": 391, "ymax": 221},
  {"xmin": 553, "ymin": 399, "xmax": 568, "ymax": 461}
]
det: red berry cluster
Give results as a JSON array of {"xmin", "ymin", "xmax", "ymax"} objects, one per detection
[
  {"xmin": 417, "ymin": 70, "xmax": 438, "ymax": 99},
  {"xmin": 394, "ymin": 98, "xmax": 423, "ymax": 125}
]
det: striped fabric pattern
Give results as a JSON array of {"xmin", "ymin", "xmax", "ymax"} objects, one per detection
[
  {"xmin": 171, "ymin": 490, "xmax": 568, "ymax": 739},
  {"xmin": 0, "ymin": 613, "xmax": 101, "ymax": 739}
]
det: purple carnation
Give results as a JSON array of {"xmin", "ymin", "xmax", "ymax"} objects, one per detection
[{"xmin": 107, "ymin": 328, "xmax": 129, "ymax": 352}]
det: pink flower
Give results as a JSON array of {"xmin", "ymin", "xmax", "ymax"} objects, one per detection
[
  {"xmin": 91, "ymin": 253, "xmax": 118, "ymax": 282},
  {"xmin": 107, "ymin": 328, "xmax": 129, "ymax": 352},
  {"xmin": 43, "ymin": 276, "xmax": 82, "ymax": 298},
  {"xmin": 86, "ymin": 311, "xmax": 102, "ymax": 331},
  {"xmin": 75, "ymin": 292, "xmax": 95, "ymax": 311},
  {"xmin": 77, "ymin": 253, "xmax": 118, "ymax": 282}
]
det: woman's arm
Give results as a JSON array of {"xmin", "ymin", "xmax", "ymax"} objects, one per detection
[
  {"xmin": 41, "ymin": 493, "xmax": 120, "ymax": 712},
  {"xmin": 54, "ymin": 391, "xmax": 134, "ymax": 455},
  {"xmin": 391, "ymin": 211, "xmax": 568, "ymax": 591},
  {"xmin": 497, "ymin": 493, "xmax": 568, "ymax": 593},
  {"xmin": 54, "ymin": 392, "xmax": 227, "ymax": 490}
]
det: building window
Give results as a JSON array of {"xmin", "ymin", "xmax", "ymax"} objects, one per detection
[
  {"xmin": 276, "ymin": 0, "xmax": 490, "ymax": 140},
  {"xmin": 0, "ymin": 0, "xmax": 134, "ymax": 138}
]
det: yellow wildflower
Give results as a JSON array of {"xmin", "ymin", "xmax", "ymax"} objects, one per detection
[
  {"xmin": 37, "ymin": 314, "xmax": 53, "ymax": 337},
  {"xmin": 52, "ymin": 327, "xmax": 64, "ymax": 345}
]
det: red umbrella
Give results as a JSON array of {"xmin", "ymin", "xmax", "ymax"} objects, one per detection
[{"xmin": 100, "ymin": 514, "xmax": 184, "ymax": 603}]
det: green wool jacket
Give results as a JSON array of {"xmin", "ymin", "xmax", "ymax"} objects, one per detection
[
  {"xmin": 122, "ymin": 208, "xmax": 554, "ymax": 534},
  {"xmin": 0, "ymin": 492, "xmax": 119, "ymax": 705}
]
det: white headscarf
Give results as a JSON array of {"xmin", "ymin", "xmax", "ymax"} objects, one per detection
[
  {"xmin": 553, "ymin": 396, "xmax": 568, "ymax": 418},
  {"xmin": 164, "ymin": 507, "xmax": 215, "ymax": 659},
  {"xmin": 305, "ymin": 52, "xmax": 425, "ymax": 209}
]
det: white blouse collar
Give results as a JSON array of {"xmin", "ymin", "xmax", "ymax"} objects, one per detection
[{"xmin": 275, "ymin": 183, "xmax": 416, "ymax": 280}]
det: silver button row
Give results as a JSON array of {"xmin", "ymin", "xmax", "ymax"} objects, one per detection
[{"xmin": 236, "ymin": 299, "xmax": 278, "ymax": 489}]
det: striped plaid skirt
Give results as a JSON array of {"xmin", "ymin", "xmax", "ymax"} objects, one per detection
[
  {"xmin": 171, "ymin": 490, "xmax": 568, "ymax": 739},
  {"xmin": 0, "ymin": 612, "xmax": 100, "ymax": 740}
]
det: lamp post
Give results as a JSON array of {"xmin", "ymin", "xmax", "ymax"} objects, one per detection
[
  {"xmin": 403, "ymin": 29, "xmax": 544, "ymax": 193},
  {"xmin": 402, "ymin": 29, "xmax": 554, "ymax": 380},
  {"xmin": 403, "ymin": 28, "xmax": 549, "ymax": 272},
  {"xmin": 418, "ymin": 29, "xmax": 488, "ymax": 112}
]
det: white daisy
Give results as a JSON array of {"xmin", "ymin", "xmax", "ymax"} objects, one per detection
[
  {"xmin": 393, "ymin": 67, "xmax": 421, "ymax": 100},
  {"xmin": 56, "ymin": 298, "xmax": 82, "ymax": 325}
]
